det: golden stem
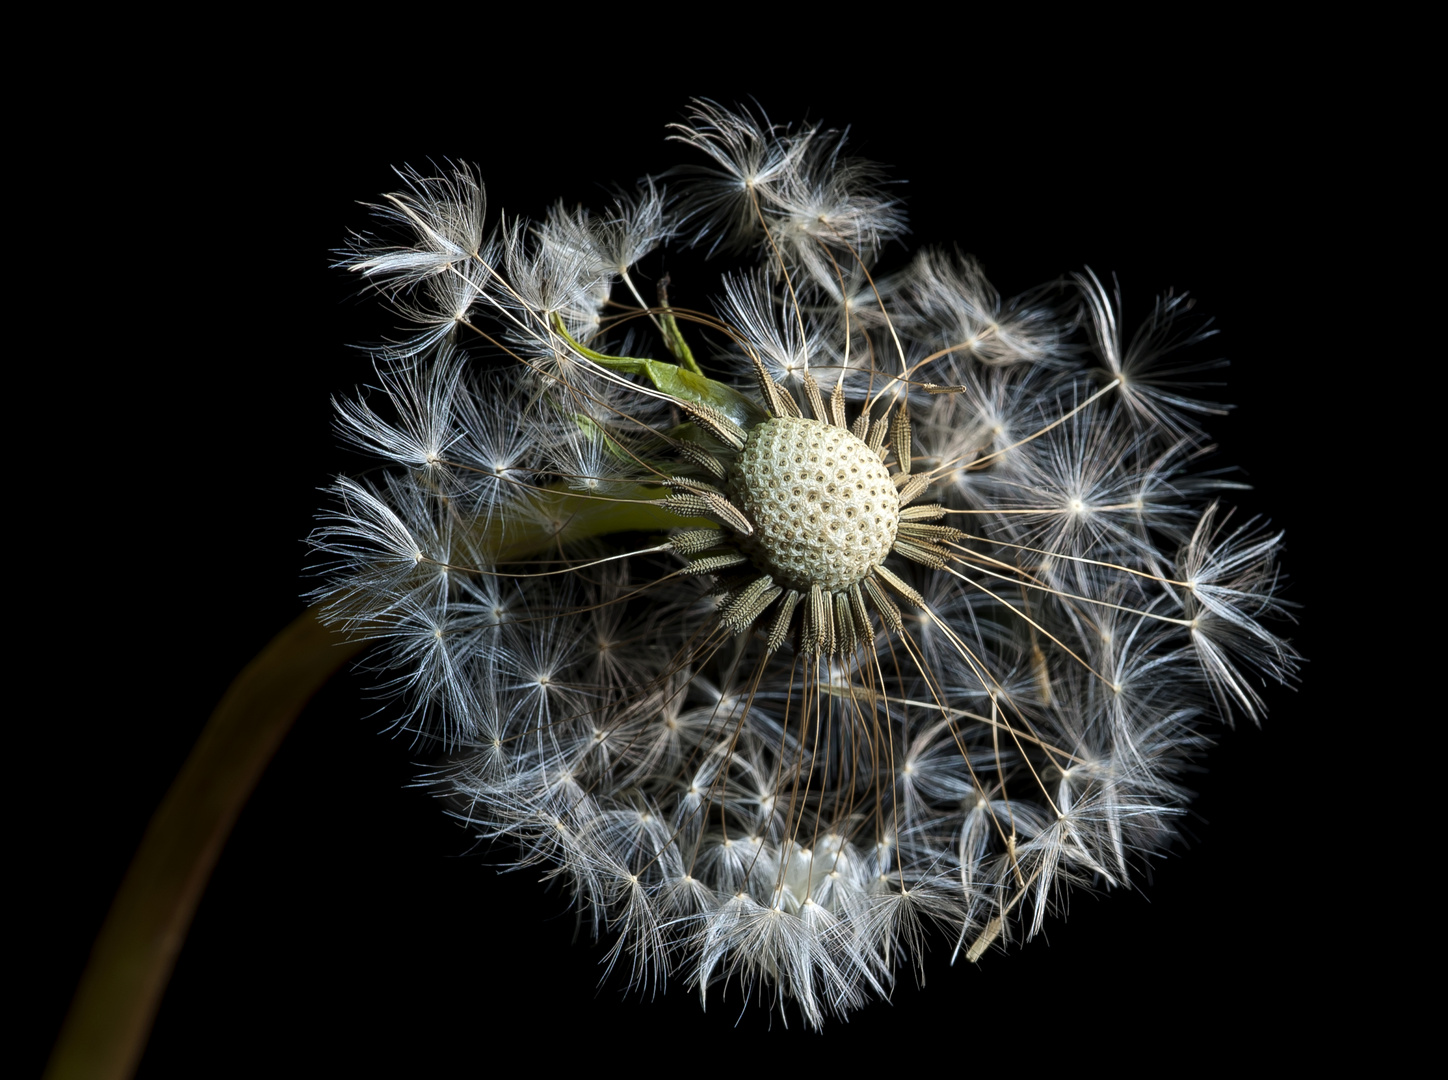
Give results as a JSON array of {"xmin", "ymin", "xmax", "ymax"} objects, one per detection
[{"xmin": 45, "ymin": 609, "xmax": 366, "ymax": 1080}]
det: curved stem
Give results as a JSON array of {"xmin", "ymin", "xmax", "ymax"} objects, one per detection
[{"xmin": 45, "ymin": 607, "xmax": 367, "ymax": 1080}]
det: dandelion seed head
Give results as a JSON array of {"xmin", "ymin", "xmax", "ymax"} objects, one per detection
[{"xmin": 316, "ymin": 100, "xmax": 1298, "ymax": 1027}]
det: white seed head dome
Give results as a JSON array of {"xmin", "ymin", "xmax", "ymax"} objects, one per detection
[
  {"xmin": 728, "ymin": 416, "xmax": 899, "ymax": 592},
  {"xmin": 315, "ymin": 106, "xmax": 1299, "ymax": 1029}
]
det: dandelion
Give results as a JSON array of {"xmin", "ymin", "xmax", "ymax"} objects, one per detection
[{"xmin": 315, "ymin": 101, "xmax": 1296, "ymax": 1026}]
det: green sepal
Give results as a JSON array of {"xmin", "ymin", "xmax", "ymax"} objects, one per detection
[
  {"xmin": 659, "ymin": 305, "xmax": 702, "ymax": 374},
  {"xmin": 571, "ymin": 413, "xmax": 637, "ymax": 467},
  {"xmin": 551, "ymin": 314, "xmax": 762, "ymax": 427},
  {"xmin": 487, "ymin": 482, "xmax": 715, "ymax": 562}
]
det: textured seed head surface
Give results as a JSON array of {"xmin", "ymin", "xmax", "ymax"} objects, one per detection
[{"xmin": 728, "ymin": 416, "xmax": 899, "ymax": 592}]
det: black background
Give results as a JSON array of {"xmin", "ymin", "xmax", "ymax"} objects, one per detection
[{"xmin": 34, "ymin": 61, "xmax": 1338, "ymax": 1075}]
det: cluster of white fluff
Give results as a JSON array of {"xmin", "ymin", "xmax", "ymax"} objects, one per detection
[{"xmin": 316, "ymin": 101, "xmax": 1295, "ymax": 1025}]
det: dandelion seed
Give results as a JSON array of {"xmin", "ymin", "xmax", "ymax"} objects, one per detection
[{"xmin": 315, "ymin": 101, "xmax": 1297, "ymax": 1026}]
